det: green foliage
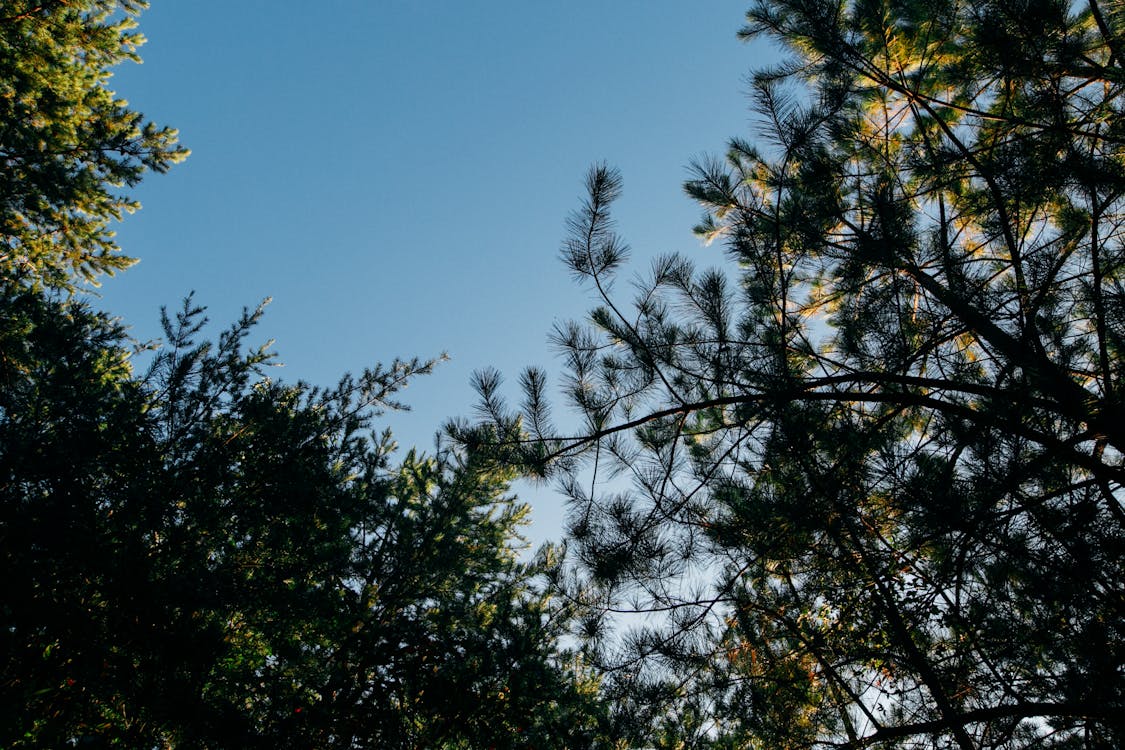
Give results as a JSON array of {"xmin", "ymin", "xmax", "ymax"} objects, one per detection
[
  {"xmin": 464, "ymin": 1, "xmax": 1125, "ymax": 747},
  {"xmin": 0, "ymin": 0, "xmax": 187, "ymax": 289},
  {"xmin": 0, "ymin": 3, "xmax": 616, "ymax": 744},
  {"xmin": 0, "ymin": 289, "xmax": 609, "ymax": 748}
]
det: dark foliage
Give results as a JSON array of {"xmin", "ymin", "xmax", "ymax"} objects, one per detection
[
  {"xmin": 0, "ymin": 289, "xmax": 608, "ymax": 748},
  {"xmin": 460, "ymin": 1, "xmax": 1125, "ymax": 747}
]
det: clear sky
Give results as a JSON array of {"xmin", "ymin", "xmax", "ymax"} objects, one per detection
[{"xmin": 97, "ymin": 1, "xmax": 775, "ymax": 545}]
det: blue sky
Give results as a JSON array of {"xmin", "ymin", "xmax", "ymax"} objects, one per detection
[{"xmin": 99, "ymin": 1, "xmax": 775, "ymax": 544}]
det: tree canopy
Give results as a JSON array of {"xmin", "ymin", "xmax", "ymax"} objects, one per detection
[
  {"xmin": 1, "ymin": 289, "xmax": 609, "ymax": 748},
  {"xmin": 463, "ymin": 0, "xmax": 1125, "ymax": 746},
  {"xmin": 7, "ymin": 0, "xmax": 1125, "ymax": 746}
]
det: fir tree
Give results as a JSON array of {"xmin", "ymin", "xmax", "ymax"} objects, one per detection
[
  {"xmin": 0, "ymin": 0, "xmax": 187, "ymax": 289},
  {"xmin": 0, "ymin": 4, "xmax": 612, "ymax": 746},
  {"xmin": 1, "ymin": 292, "xmax": 609, "ymax": 748}
]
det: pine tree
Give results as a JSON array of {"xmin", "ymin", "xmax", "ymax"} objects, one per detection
[{"xmin": 464, "ymin": 1, "xmax": 1125, "ymax": 746}]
